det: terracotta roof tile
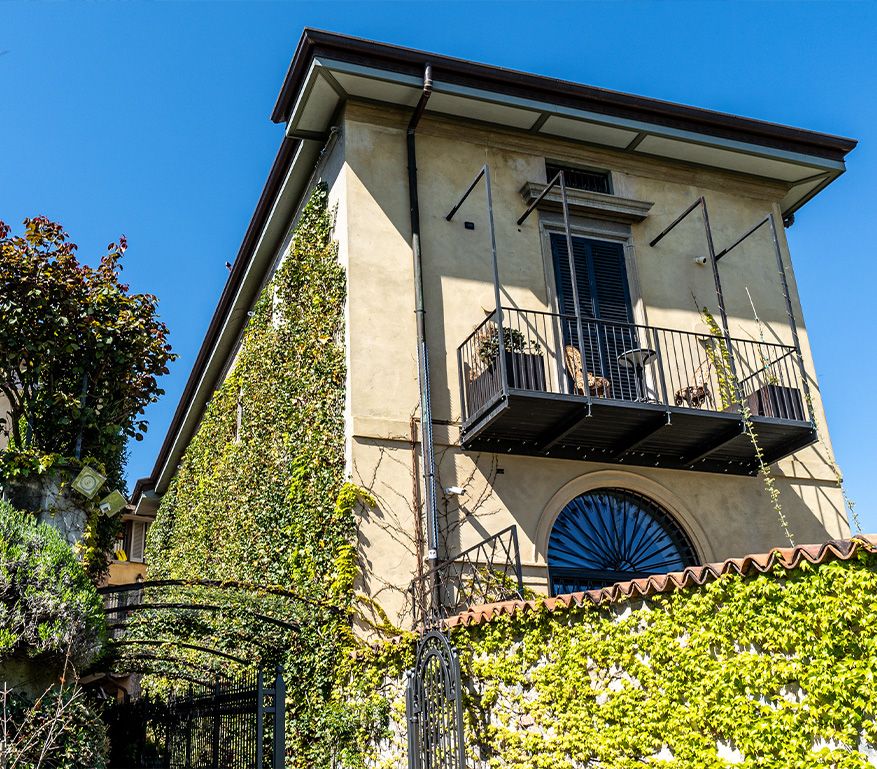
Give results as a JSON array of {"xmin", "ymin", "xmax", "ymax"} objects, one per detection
[{"xmin": 444, "ymin": 535, "xmax": 877, "ymax": 630}]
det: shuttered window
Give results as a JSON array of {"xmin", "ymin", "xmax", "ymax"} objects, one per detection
[
  {"xmin": 128, "ymin": 521, "xmax": 149, "ymax": 563},
  {"xmin": 550, "ymin": 234, "xmax": 636, "ymax": 398}
]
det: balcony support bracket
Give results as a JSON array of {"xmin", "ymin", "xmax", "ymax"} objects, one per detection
[
  {"xmin": 535, "ymin": 404, "xmax": 592, "ymax": 453},
  {"xmin": 683, "ymin": 421, "xmax": 746, "ymax": 468},
  {"xmin": 611, "ymin": 412, "xmax": 672, "ymax": 461}
]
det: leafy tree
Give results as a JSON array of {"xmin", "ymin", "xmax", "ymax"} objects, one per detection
[{"xmin": 0, "ymin": 217, "xmax": 174, "ymax": 473}]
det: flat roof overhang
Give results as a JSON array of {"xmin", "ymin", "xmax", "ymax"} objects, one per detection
[{"xmin": 273, "ymin": 29, "xmax": 857, "ymax": 217}]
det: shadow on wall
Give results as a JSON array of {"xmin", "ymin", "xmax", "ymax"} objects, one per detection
[
  {"xmin": 439, "ymin": 452, "xmax": 849, "ymax": 574},
  {"xmin": 350, "ymin": 436, "xmax": 423, "ymax": 633}
]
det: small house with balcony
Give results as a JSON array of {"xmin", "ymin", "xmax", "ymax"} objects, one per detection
[{"xmin": 135, "ymin": 30, "xmax": 856, "ymax": 627}]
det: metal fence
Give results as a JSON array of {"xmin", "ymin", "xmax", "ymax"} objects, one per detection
[
  {"xmin": 410, "ymin": 526, "xmax": 524, "ymax": 628},
  {"xmin": 458, "ymin": 306, "xmax": 809, "ymax": 425},
  {"xmin": 105, "ymin": 669, "xmax": 285, "ymax": 769}
]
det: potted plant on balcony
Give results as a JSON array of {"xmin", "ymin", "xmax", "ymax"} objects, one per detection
[
  {"xmin": 467, "ymin": 325, "xmax": 545, "ymax": 415},
  {"xmin": 740, "ymin": 290, "xmax": 805, "ymax": 421}
]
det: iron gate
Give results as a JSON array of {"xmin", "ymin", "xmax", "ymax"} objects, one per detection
[
  {"xmin": 406, "ymin": 631, "xmax": 465, "ymax": 769},
  {"xmin": 167, "ymin": 669, "xmax": 284, "ymax": 769}
]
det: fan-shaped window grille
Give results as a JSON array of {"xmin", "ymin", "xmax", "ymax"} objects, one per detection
[{"xmin": 547, "ymin": 488, "xmax": 696, "ymax": 595}]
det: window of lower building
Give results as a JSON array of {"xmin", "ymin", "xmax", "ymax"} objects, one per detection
[
  {"xmin": 547, "ymin": 488, "xmax": 696, "ymax": 595},
  {"xmin": 114, "ymin": 519, "xmax": 150, "ymax": 563}
]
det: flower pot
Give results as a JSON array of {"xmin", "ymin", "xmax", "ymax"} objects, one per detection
[
  {"xmin": 467, "ymin": 351, "xmax": 546, "ymax": 416},
  {"xmin": 746, "ymin": 384, "xmax": 805, "ymax": 421}
]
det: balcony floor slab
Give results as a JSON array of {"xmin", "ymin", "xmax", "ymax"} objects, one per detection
[{"xmin": 459, "ymin": 389, "xmax": 817, "ymax": 475}]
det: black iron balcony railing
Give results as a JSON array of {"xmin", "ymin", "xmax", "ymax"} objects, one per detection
[
  {"xmin": 459, "ymin": 307, "xmax": 809, "ymax": 422},
  {"xmin": 456, "ymin": 307, "xmax": 816, "ymax": 474},
  {"xmin": 410, "ymin": 526, "xmax": 524, "ymax": 628}
]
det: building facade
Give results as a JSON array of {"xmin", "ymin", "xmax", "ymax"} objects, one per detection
[{"xmin": 137, "ymin": 31, "xmax": 856, "ymax": 626}]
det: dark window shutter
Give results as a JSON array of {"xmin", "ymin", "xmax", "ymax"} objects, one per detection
[
  {"xmin": 590, "ymin": 240, "xmax": 633, "ymax": 324},
  {"xmin": 550, "ymin": 234, "xmax": 636, "ymax": 397},
  {"xmin": 550, "ymin": 234, "xmax": 593, "ymax": 320}
]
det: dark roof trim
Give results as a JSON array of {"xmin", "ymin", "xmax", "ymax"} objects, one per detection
[
  {"xmin": 133, "ymin": 136, "xmax": 300, "ymax": 500},
  {"xmin": 273, "ymin": 29, "xmax": 856, "ymax": 162}
]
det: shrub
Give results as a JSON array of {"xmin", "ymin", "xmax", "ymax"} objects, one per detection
[
  {"xmin": 0, "ymin": 499, "xmax": 106, "ymax": 669},
  {"xmin": 0, "ymin": 683, "xmax": 108, "ymax": 768}
]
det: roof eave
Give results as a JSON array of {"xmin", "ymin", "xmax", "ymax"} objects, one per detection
[
  {"xmin": 136, "ymin": 135, "xmax": 304, "ymax": 501},
  {"xmin": 272, "ymin": 29, "xmax": 857, "ymax": 162}
]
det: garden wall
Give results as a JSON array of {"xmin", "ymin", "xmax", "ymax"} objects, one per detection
[{"xmin": 366, "ymin": 537, "xmax": 877, "ymax": 769}]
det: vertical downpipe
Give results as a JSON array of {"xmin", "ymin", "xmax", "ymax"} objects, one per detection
[{"xmin": 407, "ymin": 65, "xmax": 440, "ymax": 611}]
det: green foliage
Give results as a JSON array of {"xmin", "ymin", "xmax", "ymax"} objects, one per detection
[
  {"xmin": 0, "ymin": 215, "xmax": 174, "ymax": 471},
  {"xmin": 476, "ymin": 326, "xmax": 542, "ymax": 363},
  {"xmin": 699, "ymin": 306, "xmax": 738, "ymax": 411},
  {"xmin": 145, "ymin": 185, "xmax": 379, "ymax": 765},
  {"xmin": 0, "ymin": 499, "xmax": 106, "ymax": 669},
  {"xmin": 0, "ymin": 452, "xmax": 119, "ymax": 580},
  {"xmin": 446, "ymin": 551, "xmax": 877, "ymax": 768},
  {"xmin": 699, "ymin": 306, "xmax": 794, "ymax": 545},
  {"xmin": 1, "ymin": 683, "xmax": 109, "ymax": 768}
]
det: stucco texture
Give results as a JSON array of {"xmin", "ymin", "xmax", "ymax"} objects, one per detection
[{"xmin": 338, "ymin": 101, "xmax": 847, "ymax": 626}]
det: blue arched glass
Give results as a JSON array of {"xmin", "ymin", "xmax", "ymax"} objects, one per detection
[{"xmin": 547, "ymin": 488, "xmax": 696, "ymax": 595}]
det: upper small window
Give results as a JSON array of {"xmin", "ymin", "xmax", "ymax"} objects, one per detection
[{"xmin": 546, "ymin": 162, "xmax": 611, "ymax": 195}]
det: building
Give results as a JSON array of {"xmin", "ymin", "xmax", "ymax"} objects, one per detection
[
  {"xmin": 135, "ymin": 30, "xmax": 856, "ymax": 626},
  {"xmin": 106, "ymin": 512, "xmax": 152, "ymax": 584}
]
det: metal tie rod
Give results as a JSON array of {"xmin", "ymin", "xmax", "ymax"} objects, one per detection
[
  {"xmin": 516, "ymin": 170, "xmax": 563, "ymax": 226},
  {"xmin": 446, "ymin": 165, "xmax": 487, "ymax": 221},
  {"xmin": 649, "ymin": 197, "xmax": 703, "ymax": 248},
  {"xmin": 715, "ymin": 215, "xmax": 770, "ymax": 261}
]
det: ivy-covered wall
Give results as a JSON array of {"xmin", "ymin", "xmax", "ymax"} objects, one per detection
[
  {"xmin": 367, "ymin": 546, "xmax": 877, "ymax": 769},
  {"xmin": 139, "ymin": 178, "xmax": 876, "ymax": 769},
  {"xmin": 145, "ymin": 185, "xmax": 377, "ymax": 765}
]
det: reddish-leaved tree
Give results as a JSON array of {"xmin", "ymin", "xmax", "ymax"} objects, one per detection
[{"xmin": 0, "ymin": 217, "xmax": 175, "ymax": 475}]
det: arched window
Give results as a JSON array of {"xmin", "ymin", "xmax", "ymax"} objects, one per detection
[{"xmin": 547, "ymin": 488, "xmax": 696, "ymax": 595}]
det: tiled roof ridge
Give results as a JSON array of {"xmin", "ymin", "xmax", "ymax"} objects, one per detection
[{"xmin": 445, "ymin": 534, "xmax": 877, "ymax": 629}]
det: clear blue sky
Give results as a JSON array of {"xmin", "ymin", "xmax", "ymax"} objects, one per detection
[{"xmin": 2, "ymin": 2, "xmax": 875, "ymax": 534}]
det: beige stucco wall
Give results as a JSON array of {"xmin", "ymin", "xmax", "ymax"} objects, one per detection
[{"xmin": 337, "ymin": 100, "xmax": 848, "ymax": 626}]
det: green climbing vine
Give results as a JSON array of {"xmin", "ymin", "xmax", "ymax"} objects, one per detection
[
  {"xmin": 362, "ymin": 547, "xmax": 877, "ymax": 769},
  {"xmin": 143, "ymin": 184, "xmax": 385, "ymax": 766},
  {"xmin": 699, "ymin": 306, "xmax": 794, "ymax": 545}
]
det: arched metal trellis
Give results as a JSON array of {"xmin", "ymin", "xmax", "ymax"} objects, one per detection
[
  {"xmin": 406, "ymin": 630, "xmax": 466, "ymax": 769},
  {"xmin": 547, "ymin": 488, "xmax": 696, "ymax": 595},
  {"xmin": 96, "ymin": 579, "xmax": 310, "ymax": 768},
  {"xmin": 98, "ymin": 578, "xmax": 324, "ymax": 674}
]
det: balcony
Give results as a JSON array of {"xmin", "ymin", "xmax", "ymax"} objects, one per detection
[{"xmin": 456, "ymin": 308, "xmax": 816, "ymax": 475}]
